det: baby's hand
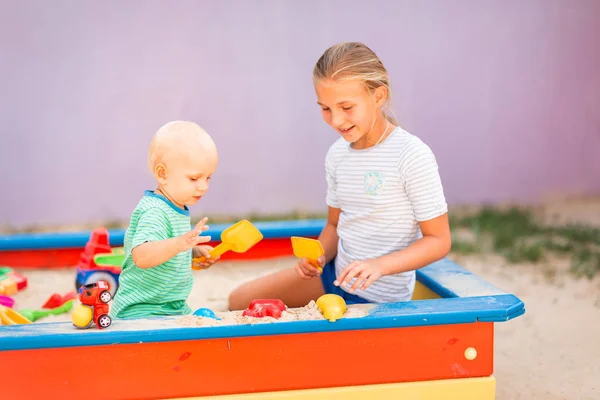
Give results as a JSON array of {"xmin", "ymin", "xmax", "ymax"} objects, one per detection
[
  {"xmin": 295, "ymin": 255, "xmax": 325, "ymax": 280},
  {"xmin": 176, "ymin": 217, "xmax": 211, "ymax": 252},
  {"xmin": 192, "ymin": 245, "xmax": 220, "ymax": 270}
]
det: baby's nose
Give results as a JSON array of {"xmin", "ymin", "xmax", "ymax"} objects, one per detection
[{"xmin": 197, "ymin": 180, "xmax": 209, "ymax": 191}]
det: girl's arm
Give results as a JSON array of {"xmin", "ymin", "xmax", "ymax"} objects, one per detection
[
  {"xmin": 334, "ymin": 213, "xmax": 451, "ymax": 292},
  {"xmin": 320, "ymin": 206, "xmax": 341, "ymax": 263},
  {"xmin": 295, "ymin": 207, "xmax": 340, "ymax": 278},
  {"xmin": 377, "ymin": 213, "xmax": 451, "ymax": 275}
]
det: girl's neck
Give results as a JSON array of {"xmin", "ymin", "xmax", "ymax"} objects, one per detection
[{"xmin": 352, "ymin": 116, "xmax": 394, "ymax": 150}]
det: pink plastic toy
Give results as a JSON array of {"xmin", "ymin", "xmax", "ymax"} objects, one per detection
[{"xmin": 0, "ymin": 295, "xmax": 14, "ymax": 308}]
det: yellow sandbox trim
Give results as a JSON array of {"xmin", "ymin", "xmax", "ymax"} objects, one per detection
[
  {"xmin": 176, "ymin": 376, "xmax": 496, "ymax": 400},
  {"xmin": 412, "ymin": 280, "xmax": 442, "ymax": 300}
]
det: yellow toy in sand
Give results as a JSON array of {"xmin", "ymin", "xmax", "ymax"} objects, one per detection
[
  {"xmin": 0, "ymin": 305, "xmax": 31, "ymax": 325},
  {"xmin": 71, "ymin": 303, "xmax": 93, "ymax": 328},
  {"xmin": 291, "ymin": 237, "xmax": 325, "ymax": 273},
  {"xmin": 193, "ymin": 220, "xmax": 263, "ymax": 268},
  {"xmin": 316, "ymin": 294, "xmax": 347, "ymax": 322}
]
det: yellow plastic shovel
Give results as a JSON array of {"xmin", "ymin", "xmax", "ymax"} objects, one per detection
[
  {"xmin": 192, "ymin": 220, "xmax": 263, "ymax": 269},
  {"xmin": 291, "ymin": 236, "xmax": 325, "ymax": 273},
  {"xmin": 0, "ymin": 305, "xmax": 31, "ymax": 325}
]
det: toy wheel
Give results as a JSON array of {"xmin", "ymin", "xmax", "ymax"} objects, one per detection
[
  {"xmin": 98, "ymin": 314, "xmax": 112, "ymax": 328},
  {"xmin": 84, "ymin": 271, "xmax": 118, "ymax": 297},
  {"xmin": 99, "ymin": 290, "xmax": 112, "ymax": 303}
]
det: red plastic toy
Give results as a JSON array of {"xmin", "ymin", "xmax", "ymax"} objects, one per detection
[
  {"xmin": 42, "ymin": 291, "xmax": 77, "ymax": 309},
  {"xmin": 242, "ymin": 299, "xmax": 286, "ymax": 319},
  {"xmin": 0, "ymin": 268, "xmax": 27, "ymax": 295},
  {"xmin": 75, "ymin": 228, "xmax": 122, "ymax": 296},
  {"xmin": 8, "ymin": 272, "xmax": 27, "ymax": 291},
  {"xmin": 77, "ymin": 280, "xmax": 112, "ymax": 329}
]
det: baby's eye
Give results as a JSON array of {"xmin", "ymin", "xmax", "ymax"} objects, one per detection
[
  {"xmin": 190, "ymin": 177, "xmax": 198, "ymax": 182},
  {"xmin": 342, "ymin": 106, "xmax": 353, "ymax": 111},
  {"xmin": 321, "ymin": 107, "xmax": 330, "ymax": 112}
]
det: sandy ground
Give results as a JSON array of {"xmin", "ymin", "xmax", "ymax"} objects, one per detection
[{"xmin": 4, "ymin": 196, "xmax": 600, "ymax": 399}]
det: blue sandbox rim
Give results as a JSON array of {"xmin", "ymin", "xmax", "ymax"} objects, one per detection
[
  {"xmin": 0, "ymin": 294, "xmax": 524, "ymax": 351},
  {"xmin": 0, "ymin": 220, "xmax": 526, "ymax": 352},
  {"xmin": 0, "ymin": 219, "xmax": 327, "ymax": 251},
  {"xmin": 0, "ymin": 258, "xmax": 525, "ymax": 351}
]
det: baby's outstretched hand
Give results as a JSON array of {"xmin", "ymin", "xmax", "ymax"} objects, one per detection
[
  {"xmin": 334, "ymin": 259, "xmax": 384, "ymax": 293},
  {"xmin": 177, "ymin": 217, "xmax": 211, "ymax": 252},
  {"xmin": 192, "ymin": 245, "xmax": 220, "ymax": 270}
]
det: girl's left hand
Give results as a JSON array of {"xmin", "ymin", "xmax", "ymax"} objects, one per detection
[
  {"xmin": 192, "ymin": 245, "xmax": 220, "ymax": 270},
  {"xmin": 334, "ymin": 259, "xmax": 385, "ymax": 293}
]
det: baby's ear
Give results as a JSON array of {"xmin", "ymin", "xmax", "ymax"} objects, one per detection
[{"xmin": 154, "ymin": 163, "xmax": 168, "ymax": 183}]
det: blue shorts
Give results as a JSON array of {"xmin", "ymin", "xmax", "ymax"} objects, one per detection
[{"xmin": 320, "ymin": 259, "xmax": 371, "ymax": 305}]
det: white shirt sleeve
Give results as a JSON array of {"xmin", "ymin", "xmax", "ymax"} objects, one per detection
[
  {"xmin": 325, "ymin": 145, "xmax": 341, "ymax": 209},
  {"xmin": 400, "ymin": 142, "xmax": 448, "ymax": 222}
]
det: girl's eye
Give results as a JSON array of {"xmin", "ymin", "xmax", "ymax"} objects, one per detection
[
  {"xmin": 342, "ymin": 106, "xmax": 353, "ymax": 111},
  {"xmin": 190, "ymin": 177, "xmax": 198, "ymax": 182},
  {"xmin": 321, "ymin": 107, "xmax": 330, "ymax": 112}
]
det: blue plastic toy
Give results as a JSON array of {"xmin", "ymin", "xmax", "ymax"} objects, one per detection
[{"xmin": 193, "ymin": 307, "xmax": 220, "ymax": 320}]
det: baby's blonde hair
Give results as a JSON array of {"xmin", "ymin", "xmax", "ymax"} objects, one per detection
[
  {"xmin": 147, "ymin": 120, "xmax": 215, "ymax": 172},
  {"xmin": 313, "ymin": 42, "xmax": 398, "ymax": 124}
]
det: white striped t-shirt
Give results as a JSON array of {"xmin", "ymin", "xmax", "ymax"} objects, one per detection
[{"xmin": 325, "ymin": 127, "xmax": 448, "ymax": 303}]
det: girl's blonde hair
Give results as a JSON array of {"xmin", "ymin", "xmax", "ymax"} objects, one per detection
[{"xmin": 313, "ymin": 42, "xmax": 398, "ymax": 125}]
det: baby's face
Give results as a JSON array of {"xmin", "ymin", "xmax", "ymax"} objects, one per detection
[{"xmin": 164, "ymin": 150, "xmax": 218, "ymax": 209}]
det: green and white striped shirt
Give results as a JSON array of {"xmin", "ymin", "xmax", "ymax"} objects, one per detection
[{"xmin": 111, "ymin": 191, "xmax": 194, "ymax": 319}]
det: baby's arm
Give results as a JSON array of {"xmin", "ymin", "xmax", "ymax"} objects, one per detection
[{"xmin": 132, "ymin": 217, "xmax": 210, "ymax": 269}]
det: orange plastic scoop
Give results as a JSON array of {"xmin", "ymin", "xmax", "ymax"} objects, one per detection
[
  {"xmin": 192, "ymin": 220, "xmax": 263, "ymax": 268},
  {"xmin": 291, "ymin": 236, "xmax": 325, "ymax": 273}
]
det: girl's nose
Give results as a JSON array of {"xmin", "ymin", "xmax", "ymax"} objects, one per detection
[{"xmin": 330, "ymin": 110, "xmax": 344, "ymax": 126}]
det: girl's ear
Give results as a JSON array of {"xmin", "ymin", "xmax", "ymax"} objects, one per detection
[
  {"xmin": 374, "ymin": 86, "xmax": 388, "ymax": 108},
  {"xmin": 154, "ymin": 163, "xmax": 168, "ymax": 185}
]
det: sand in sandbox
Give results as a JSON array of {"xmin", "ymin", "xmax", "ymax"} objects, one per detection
[{"xmin": 177, "ymin": 300, "xmax": 370, "ymax": 327}]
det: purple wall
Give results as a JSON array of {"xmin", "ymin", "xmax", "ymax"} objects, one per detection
[{"xmin": 1, "ymin": 0, "xmax": 599, "ymax": 228}]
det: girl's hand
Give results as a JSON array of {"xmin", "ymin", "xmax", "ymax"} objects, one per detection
[
  {"xmin": 295, "ymin": 255, "xmax": 326, "ymax": 280},
  {"xmin": 192, "ymin": 245, "xmax": 220, "ymax": 269},
  {"xmin": 334, "ymin": 259, "xmax": 385, "ymax": 293}
]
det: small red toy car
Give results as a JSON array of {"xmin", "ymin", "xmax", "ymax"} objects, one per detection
[{"xmin": 78, "ymin": 280, "xmax": 112, "ymax": 329}]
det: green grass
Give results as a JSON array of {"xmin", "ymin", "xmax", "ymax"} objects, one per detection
[{"xmin": 450, "ymin": 207, "xmax": 600, "ymax": 278}]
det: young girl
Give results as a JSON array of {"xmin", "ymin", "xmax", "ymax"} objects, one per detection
[{"xmin": 228, "ymin": 42, "xmax": 451, "ymax": 309}]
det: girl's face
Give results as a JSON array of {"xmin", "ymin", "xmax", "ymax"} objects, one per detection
[{"xmin": 315, "ymin": 79, "xmax": 387, "ymax": 147}]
